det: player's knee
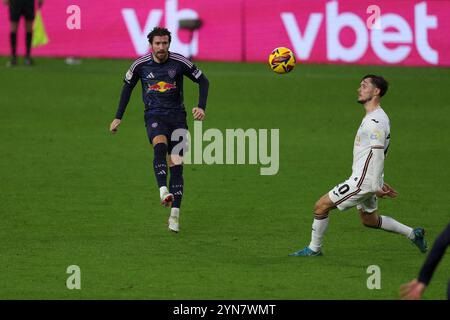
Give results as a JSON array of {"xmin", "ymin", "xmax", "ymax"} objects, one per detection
[
  {"xmin": 152, "ymin": 135, "xmax": 168, "ymax": 146},
  {"xmin": 314, "ymin": 200, "xmax": 328, "ymax": 216}
]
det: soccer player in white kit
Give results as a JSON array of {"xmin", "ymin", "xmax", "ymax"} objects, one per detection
[{"xmin": 290, "ymin": 75, "xmax": 428, "ymax": 256}]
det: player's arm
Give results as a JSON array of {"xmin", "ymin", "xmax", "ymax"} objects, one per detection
[
  {"xmin": 366, "ymin": 120, "xmax": 391, "ymax": 196},
  {"xmin": 110, "ymin": 66, "xmax": 140, "ymax": 134},
  {"xmin": 184, "ymin": 63, "xmax": 209, "ymax": 121},
  {"xmin": 401, "ymin": 223, "xmax": 450, "ymax": 299},
  {"xmin": 371, "ymin": 149, "xmax": 397, "ymax": 198},
  {"xmin": 417, "ymin": 223, "xmax": 450, "ymax": 286}
]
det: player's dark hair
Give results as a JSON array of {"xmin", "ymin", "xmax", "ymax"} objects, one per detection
[
  {"xmin": 147, "ymin": 27, "xmax": 172, "ymax": 44},
  {"xmin": 362, "ymin": 74, "xmax": 389, "ymax": 97}
]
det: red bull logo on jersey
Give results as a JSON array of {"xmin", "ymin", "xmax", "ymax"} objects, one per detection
[{"xmin": 148, "ymin": 81, "xmax": 177, "ymax": 93}]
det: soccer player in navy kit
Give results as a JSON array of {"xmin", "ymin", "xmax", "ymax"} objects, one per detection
[{"xmin": 110, "ymin": 27, "xmax": 209, "ymax": 233}]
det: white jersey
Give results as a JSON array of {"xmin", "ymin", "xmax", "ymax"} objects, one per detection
[{"xmin": 351, "ymin": 107, "xmax": 390, "ymax": 187}]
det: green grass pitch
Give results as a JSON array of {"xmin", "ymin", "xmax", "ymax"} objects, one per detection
[{"xmin": 0, "ymin": 56, "xmax": 449, "ymax": 299}]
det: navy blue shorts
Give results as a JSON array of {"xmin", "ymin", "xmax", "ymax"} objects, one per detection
[{"xmin": 145, "ymin": 113, "xmax": 188, "ymax": 156}]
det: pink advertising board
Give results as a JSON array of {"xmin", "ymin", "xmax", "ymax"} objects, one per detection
[{"xmin": 0, "ymin": 0, "xmax": 449, "ymax": 66}]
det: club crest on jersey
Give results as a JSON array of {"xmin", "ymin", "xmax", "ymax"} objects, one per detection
[
  {"xmin": 147, "ymin": 81, "xmax": 177, "ymax": 93},
  {"xmin": 168, "ymin": 69, "xmax": 177, "ymax": 78},
  {"xmin": 151, "ymin": 122, "xmax": 158, "ymax": 128},
  {"xmin": 370, "ymin": 131, "xmax": 381, "ymax": 140}
]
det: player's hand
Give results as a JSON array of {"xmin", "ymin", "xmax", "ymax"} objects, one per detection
[
  {"xmin": 375, "ymin": 183, "xmax": 397, "ymax": 198},
  {"xmin": 400, "ymin": 279, "xmax": 426, "ymax": 300},
  {"xmin": 192, "ymin": 107, "xmax": 205, "ymax": 121},
  {"xmin": 110, "ymin": 118, "xmax": 121, "ymax": 134},
  {"xmin": 375, "ymin": 187, "xmax": 389, "ymax": 198},
  {"xmin": 382, "ymin": 182, "xmax": 398, "ymax": 198}
]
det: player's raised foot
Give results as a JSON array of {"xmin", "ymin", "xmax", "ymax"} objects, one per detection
[
  {"xmin": 161, "ymin": 192, "xmax": 174, "ymax": 207},
  {"xmin": 411, "ymin": 227, "xmax": 428, "ymax": 253},
  {"xmin": 289, "ymin": 246, "xmax": 322, "ymax": 257},
  {"xmin": 168, "ymin": 208, "xmax": 179, "ymax": 233},
  {"xmin": 159, "ymin": 186, "xmax": 174, "ymax": 207}
]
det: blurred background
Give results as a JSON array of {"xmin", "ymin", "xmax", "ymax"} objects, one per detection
[{"xmin": 1, "ymin": 0, "xmax": 449, "ymax": 65}]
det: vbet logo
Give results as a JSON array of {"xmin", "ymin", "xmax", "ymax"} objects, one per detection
[
  {"xmin": 281, "ymin": 1, "xmax": 438, "ymax": 64},
  {"xmin": 119, "ymin": 0, "xmax": 442, "ymax": 65},
  {"xmin": 122, "ymin": 0, "xmax": 198, "ymax": 57}
]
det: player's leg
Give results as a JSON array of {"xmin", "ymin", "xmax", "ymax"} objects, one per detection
[
  {"xmin": 152, "ymin": 134, "xmax": 173, "ymax": 207},
  {"xmin": 358, "ymin": 196, "xmax": 427, "ymax": 252},
  {"xmin": 24, "ymin": 19, "xmax": 33, "ymax": 65},
  {"xmin": 167, "ymin": 155, "xmax": 183, "ymax": 233},
  {"xmin": 7, "ymin": 1, "xmax": 21, "ymax": 66},
  {"xmin": 23, "ymin": 0, "xmax": 36, "ymax": 65},
  {"xmin": 165, "ymin": 122, "xmax": 188, "ymax": 233},
  {"xmin": 146, "ymin": 116, "xmax": 173, "ymax": 206},
  {"xmin": 8, "ymin": 21, "xmax": 19, "ymax": 66},
  {"xmin": 289, "ymin": 193, "xmax": 336, "ymax": 256},
  {"xmin": 309, "ymin": 193, "xmax": 337, "ymax": 251},
  {"xmin": 290, "ymin": 179, "xmax": 365, "ymax": 256}
]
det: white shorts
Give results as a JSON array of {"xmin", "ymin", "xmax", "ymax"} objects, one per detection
[{"xmin": 328, "ymin": 178, "xmax": 378, "ymax": 213}]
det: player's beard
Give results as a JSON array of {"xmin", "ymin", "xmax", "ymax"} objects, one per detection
[
  {"xmin": 156, "ymin": 50, "xmax": 168, "ymax": 61},
  {"xmin": 357, "ymin": 95, "xmax": 373, "ymax": 104}
]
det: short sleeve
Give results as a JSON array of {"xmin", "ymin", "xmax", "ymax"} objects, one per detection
[{"xmin": 365, "ymin": 119, "xmax": 386, "ymax": 147}]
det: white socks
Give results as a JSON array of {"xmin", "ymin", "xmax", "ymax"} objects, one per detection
[
  {"xmin": 307, "ymin": 214, "xmax": 414, "ymax": 252},
  {"xmin": 170, "ymin": 207, "xmax": 180, "ymax": 218},
  {"xmin": 380, "ymin": 215, "xmax": 414, "ymax": 239},
  {"xmin": 160, "ymin": 186, "xmax": 169, "ymax": 199},
  {"xmin": 309, "ymin": 217, "xmax": 329, "ymax": 252}
]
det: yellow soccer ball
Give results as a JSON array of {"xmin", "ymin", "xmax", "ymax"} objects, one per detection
[{"xmin": 268, "ymin": 47, "xmax": 296, "ymax": 74}]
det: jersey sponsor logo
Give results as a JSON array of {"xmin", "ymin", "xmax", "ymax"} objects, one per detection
[
  {"xmin": 147, "ymin": 81, "xmax": 177, "ymax": 93},
  {"xmin": 125, "ymin": 69, "xmax": 133, "ymax": 81},
  {"xmin": 168, "ymin": 69, "xmax": 177, "ymax": 78}
]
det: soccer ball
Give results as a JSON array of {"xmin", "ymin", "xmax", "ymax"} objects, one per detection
[{"xmin": 268, "ymin": 47, "xmax": 296, "ymax": 74}]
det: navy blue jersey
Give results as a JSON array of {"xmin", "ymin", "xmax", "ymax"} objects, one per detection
[{"xmin": 124, "ymin": 52, "xmax": 204, "ymax": 117}]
